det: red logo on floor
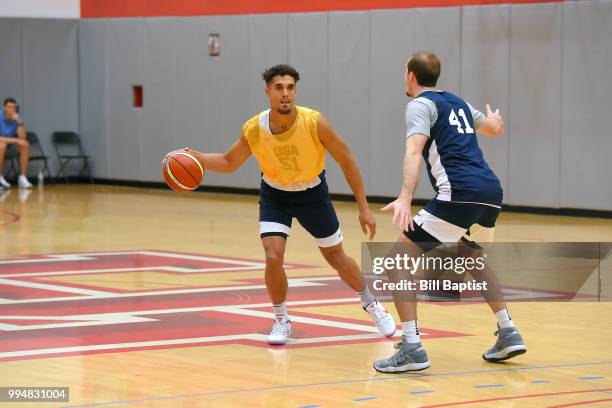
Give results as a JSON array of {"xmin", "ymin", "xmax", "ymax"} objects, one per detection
[{"xmin": 0, "ymin": 250, "xmax": 468, "ymax": 361}]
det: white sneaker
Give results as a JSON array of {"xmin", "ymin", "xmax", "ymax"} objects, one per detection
[
  {"xmin": 365, "ymin": 299, "xmax": 397, "ymax": 337},
  {"xmin": 18, "ymin": 175, "xmax": 32, "ymax": 189},
  {"xmin": 267, "ymin": 316, "xmax": 291, "ymax": 345},
  {"xmin": 0, "ymin": 176, "xmax": 10, "ymax": 188}
]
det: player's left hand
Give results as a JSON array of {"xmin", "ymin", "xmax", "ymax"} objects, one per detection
[
  {"xmin": 359, "ymin": 208, "xmax": 376, "ymax": 240},
  {"xmin": 485, "ymin": 104, "xmax": 504, "ymax": 133},
  {"xmin": 381, "ymin": 195, "xmax": 413, "ymax": 232},
  {"xmin": 182, "ymin": 147, "xmax": 206, "ymax": 170}
]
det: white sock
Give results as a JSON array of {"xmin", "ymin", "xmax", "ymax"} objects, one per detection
[
  {"xmin": 358, "ymin": 285, "xmax": 376, "ymax": 308},
  {"xmin": 273, "ymin": 302, "xmax": 289, "ymax": 320},
  {"xmin": 401, "ymin": 320, "xmax": 420, "ymax": 343},
  {"xmin": 495, "ymin": 308, "xmax": 515, "ymax": 329}
]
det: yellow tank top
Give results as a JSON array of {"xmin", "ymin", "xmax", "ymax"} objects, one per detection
[{"xmin": 242, "ymin": 106, "xmax": 325, "ymax": 187}]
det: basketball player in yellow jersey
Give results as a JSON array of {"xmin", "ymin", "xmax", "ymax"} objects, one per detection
[{"xmin": 187, "ymin": 64, "xmax": 396, "ymax": 344}]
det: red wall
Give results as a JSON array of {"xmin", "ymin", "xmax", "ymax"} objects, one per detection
[{"xmin": 81, "ymin": 0, "xmax": 561, "ymax": 18}]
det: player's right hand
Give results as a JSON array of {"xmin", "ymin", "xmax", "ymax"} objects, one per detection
[
  {"xmin": 358, "ymin": 208, "xmax": 376, "ymax": 240},
  {"xmin": 182, "ymin": 147, "xmax": 206, "ymax": 170},
  {"xmin": 381, "ymin": 196, "xmax": 414, "ymax": 232}
]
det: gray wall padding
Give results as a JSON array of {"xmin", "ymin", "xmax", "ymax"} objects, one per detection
[
  {"xmin": 508, "ymin": 3, "xmax": 562, "ymax": 207},
  {"xmin": 0, "ymin": 19, "xmax": 23, "ymax": 107},
  {"xmin": 21, "ymin": 19, "xmax": 79, "ymax": 176},
  {"xmin": 288, "ymin": 13, "xmax": 329, "ymax": 113},
  {"xmin": 106, "ymin": 19, "xmax": 145, "ymax": 180},
  {"xmin": 140, "ymin": 18, "xmax": 178, "ymax": 181},
  {"xmin": 460, "ymin": 5, "xmax": 511, "ymax": 200},
  {"xmin": 560, "ymin": 0, "xmax": 612, "ymax": 210},
  {"xmin": 327, "ymin": 12, "xmax": 371, "ymax": 194},
  {"xmin": 369, "ymin": 9, "xmax": 415, "ymax": 198},
  {"xmin": 197, "ymin": 15, "xmax": 258, "ymax": 189},
  {"xmin": 78, "ymin": 20, "xmax": 109, "ymax": 178}
]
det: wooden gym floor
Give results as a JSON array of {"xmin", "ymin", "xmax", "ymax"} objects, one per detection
[{"xmin": 0, "ymin": 185, "xmax": 611, "ymax": 407}]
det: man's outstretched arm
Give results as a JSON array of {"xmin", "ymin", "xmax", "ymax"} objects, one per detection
[
  {"xmin": 382, "ymin": 134, "xmax": 428, "ymax": 232},
  {"xmin": 187, "ymin": 132, "xmax": 251, "ymax": 173},
  {"xmin": 317, "ymin": 114, "xmax": 376, "ymax": 240}
]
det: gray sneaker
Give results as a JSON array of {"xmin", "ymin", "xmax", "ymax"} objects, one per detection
[
  {"xmin": 482, "ymin": 325, "xmax": 527, "ymax": 362},
  {"xmin": 373, "ymin": 336, "xmax": 430, "ymax": 373}
]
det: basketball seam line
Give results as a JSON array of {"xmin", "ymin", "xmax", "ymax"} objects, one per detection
[
  {"xmin": 169, "ymin": 156, "xmax": 199, "ymax": 186},
  {"xmin": 173, "ymin": 152, "xmax": 204, "ymax": 176},
  {"xmin": 164, "ymin": 159, "xmax": 191, "ymax": 190},
  {"xmin": 168, "ymin": 157, "xmax": 198, "ymax": 188}
]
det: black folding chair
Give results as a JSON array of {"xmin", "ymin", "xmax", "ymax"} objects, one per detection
[
  {"xmin": 4, "ymin": 144, "xmax": 19, "ymax": 180},
  {"xmin": 24, "ymin": 132, "xmax": 53, "ymax": 183},
  {"xmin": 52, "ymin": 131, "xmax": 93, "ymax": 183}
]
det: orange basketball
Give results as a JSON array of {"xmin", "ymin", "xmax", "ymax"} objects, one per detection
[{"xmin": 162, "ymin": 150, "xmax": 204, "ymax": 192}]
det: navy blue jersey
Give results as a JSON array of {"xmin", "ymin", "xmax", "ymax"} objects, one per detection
[{"xmin": 419, "ymin": 91, "xmax": 502, "ymax": 206}]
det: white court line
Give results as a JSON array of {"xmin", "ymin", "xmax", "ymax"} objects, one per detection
[
  {"xmin": 289, "ymin": 334, "xmax": 385, "ymax": 344},
  {"xmin": 0, "ymin": 278, "xmax": 112, "ymax": 296},
  {"xmin": 0, "ymin": 266, "xmax": 156, "ymax": 278},
  {"xmin": 0, "ymin": 250, "xmax": 274, "ymax": 269},
  {"xmin": 139, "ymin": 251, "xmax": 267, "ymax": 268},
  {"xmin": 0, "ymin": 265, "xmax": 267, "ymax": 279},
  {"xmin": 0, "ymin": 296, "xmax": 358, "ymax": 320},
  {"xmin": 0, "ymin": 331, "xmax": 397, "ymax": 359},
  {"xmin": 0, "ymin": 277, "xmax": 336, "ymax": 305},
  {"xmin": 0, "ymin": 256, "xmax": 96, "ymax": 265},
  {"xmin": 0, "ymin": 250, "xmax": 309, "ymax": 278},
  {"xmin": 0, "ymin": 314, "xmax": 156, "ymax": 331},
  {"xmin": 501, "ymin": 288, "xmax": 565, "ymax": 300},
  {"xmin": 3, "ymin": 297, "xmax": 360, "ymax": 319},
  {"xmin": 0, "ymin": 297, "xmax": 365, "ymax": 331},
  {"xmin": 222, "ymin": 307, "xmax": 382, "ymax": 333},
  {"xmin": 0, "ymin": 253, "xmax": 133, "ymax": 265},
  {"xmin": 0, "ymin": 333, "xmax": 270, "ymax": 359},
  {"xmin": 53, "ymin": 251, "xmax": 145, "ymax": 257}
]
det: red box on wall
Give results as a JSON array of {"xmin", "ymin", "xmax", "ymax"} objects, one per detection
[{"xmin": 133, "ymin": 85, "xmax": 143, "ymax": 108}]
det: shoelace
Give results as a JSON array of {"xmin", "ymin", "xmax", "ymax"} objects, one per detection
[
  {"xmin": 387, "ymin": 342, "xmax": 412, "ymax": 365},
  {"xmin": 271, "ymin": 319, "xmax": 289, "ymax": 335},
  {"xmin": 368, "ymin": 302, "xmax": 390, "ymax": 323},
  {"xmin": 377, "ymin": 307, "xmax": 390, "ymax": 321},
  {"xmin": 490, "ymin": 329, "xmax": 504, "ymax": 349}
]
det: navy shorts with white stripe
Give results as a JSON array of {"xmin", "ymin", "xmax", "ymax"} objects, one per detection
[{"xmin": 259, "ymin": 171, "xmax": 343, "ymax": 248}]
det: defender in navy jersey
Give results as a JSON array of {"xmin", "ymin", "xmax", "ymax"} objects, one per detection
[{"xmin": 373, "ymin": 52, "xmax": 526, "ymax": 373}]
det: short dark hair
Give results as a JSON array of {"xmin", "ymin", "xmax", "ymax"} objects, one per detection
[
  {"xmin": 262, "ymin": 64, "xmax": 300, "ymax": 85},
  {"xmin": 407, "ymin": 52, "xmax": 441, "ymax": 87},
  {"xmin": 3, "ymin": 97, "xmax": 17, "ymax": 106}
]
